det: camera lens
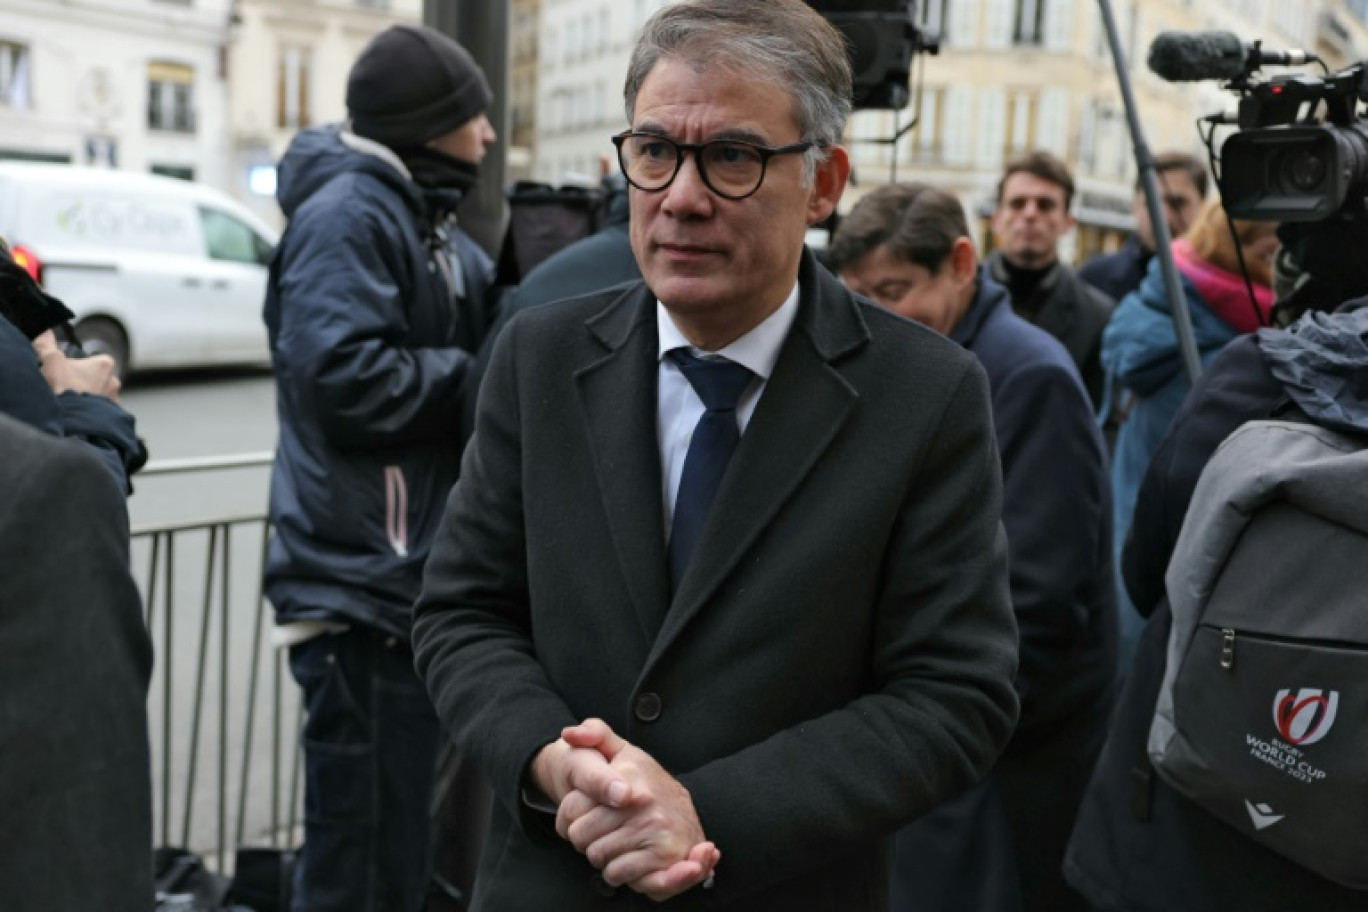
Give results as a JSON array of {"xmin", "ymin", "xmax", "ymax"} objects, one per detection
[{"xmin": 1282, "ymin": 148, "xmax": 1328, "ymax": 192}]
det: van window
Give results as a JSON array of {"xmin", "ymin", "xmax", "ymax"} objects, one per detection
[{"xmin": 200, "ymin": 207, "xmax": 272, "ymax": 265}]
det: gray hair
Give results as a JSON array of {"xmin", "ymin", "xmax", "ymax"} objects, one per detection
[{"xmin": 623, "ymin": 0, "xmax": 852, "ymax": 184}]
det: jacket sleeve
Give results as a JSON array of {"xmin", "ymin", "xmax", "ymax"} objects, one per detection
[
  {"xmin": 994, "ymin": 360, "xmax": 1108, "ymax": 719},
  {"xmin": 0, "ymin": 429, "xmax": 153, "ymax": 908},
  {"xmin": 1122, "ymin": 337, "xmax": 1278, "ymax": 615},
  {"xmin": 273, "ymin": 199, "xmax": 475, "ymax": 450},
  {"xmin": 412, "ymin": 311, "xmax": 578, "ymax": 832},
  {"xmin": 0, "ymin": 318, "xmax": 62, "ymax": 435},
  {"xmin": 0, "ymin": 320, "xmax": 142, "ymax": 493}
]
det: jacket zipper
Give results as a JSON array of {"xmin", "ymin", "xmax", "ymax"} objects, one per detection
[
  {"xmin": 1208, "ymin": 625, "xmax": 1367, "ymax": 672},
  {"xmin": 384, "ymin": 465, "xmax": 409, "ymax": 557}
]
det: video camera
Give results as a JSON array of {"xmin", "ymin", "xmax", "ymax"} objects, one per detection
[{"xmin": 1149, "ymin": 30, "xmax": 1368, "ymax": 222}]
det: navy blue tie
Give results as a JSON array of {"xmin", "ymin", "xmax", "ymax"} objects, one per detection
[{"xmin": 668, "ymin": 349, "xmax": 754, "ymax": 595}]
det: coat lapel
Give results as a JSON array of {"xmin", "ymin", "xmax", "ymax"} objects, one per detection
[
  {"xmin": 646, "ymin": 254, "xmax": 868, "ymax": 667},
  {"xmin": 574, "ymin": 285, "xmax": 673, "ymax": 641}
]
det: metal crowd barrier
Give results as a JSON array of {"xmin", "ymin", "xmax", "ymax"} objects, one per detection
[{"xmin": 133, "ymin": 451, "xmax": 299, "ymax": 873}]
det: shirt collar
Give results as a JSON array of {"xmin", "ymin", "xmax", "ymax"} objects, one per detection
[{"xmin": 656, "ymin": 282, "xmax": 800, "ymax": 380}]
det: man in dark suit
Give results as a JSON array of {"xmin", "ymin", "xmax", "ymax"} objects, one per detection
[
  {"xmin": 413, "ymin": 3, "xmax": 1019, "ymax": 909},
  {"xmin": 985, "ymin": 150, "xmax": 1116, "ymax": 411},
  {"xmin": 832, "ymin": 184, "xmax": 1116, "ymax": 912},
  {"xmin": 0, "ymin": 414, "xmax": 153, "ymax": 910}
]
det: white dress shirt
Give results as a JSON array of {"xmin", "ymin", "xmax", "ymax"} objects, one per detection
[{"xmin": 656, "ymin": 283, "xmax": 800, "ymax": 534}]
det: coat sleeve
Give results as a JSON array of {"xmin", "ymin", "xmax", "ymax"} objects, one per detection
[
  {"xmin": 1121, "ymin": 337, "xmax": 1278, "ymax": 615},
  {"xmin": 677, "ymin": 363, "xmax": 1020, "ymax": 904},
  {"xmin": 0, "ymin": 430, "xmax": 153, "ymax": 909},
  {"xmin": 412, "ymin": 311, "xmax": 578, "ymax": 832},
  {"xmin": 994, "ymin": 360, "xmax": 1108, "ymax": 719},
  {"xmin": 272, "ymin": 199, "xmax": 475, "ymax": 450}
]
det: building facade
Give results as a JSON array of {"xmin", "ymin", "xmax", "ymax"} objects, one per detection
[
  {"xmin": 226, "ymin": 0, "xmax": 420, "ymax": 227},
  {"xmin": 0, "ymin": 0, "xmax": 234, "ymax": 186},
  {"xmin": 509, "ymin": 0, "xmax": 540, "ymax": 182},
  {"xmin": 533, "ymin": 0, "xmax": 672, "ymax": 186},
  {"xmin": 843, "ymin": 0, "xmax": 1324, "ymax": 263}
]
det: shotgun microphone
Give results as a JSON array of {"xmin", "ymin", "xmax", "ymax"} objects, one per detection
[{"xmin": 1148, "ymin": 31, "xmax": 1313, "ymax": 82}]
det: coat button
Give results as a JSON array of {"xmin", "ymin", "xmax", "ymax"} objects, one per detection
[
  {"xmin": 590, "ymin": 873, "xmax": 618, "ymax": 897},
  {"xmin": 634, "ymin": 692, "xmax": 662, "ymax": 722}
]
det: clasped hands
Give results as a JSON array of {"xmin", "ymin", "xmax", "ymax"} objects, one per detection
[{"xmin": 532, "ymin": 718, "xmax": 721, "ymax": 902}]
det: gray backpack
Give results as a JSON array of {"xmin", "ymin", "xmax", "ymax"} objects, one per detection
[{"xmin": 1149, "ymin": 419, "xmax": 1368, "ymax": 890}]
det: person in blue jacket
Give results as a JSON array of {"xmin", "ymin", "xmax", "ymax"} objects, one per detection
[
  {"xmin": 1102, "ymin": 200, "xmax": 1277, "ymax": 666},
  {"xmin": 262, "ymin": 25, "xmax": 498, "ymax": 911},
  {"xmin": 831, "ymin": 183, "xmax": 1116, "ymax": 912},
  {"xmin": 0, "ymin": 241, "xmax": 144, "ymax": 491}
]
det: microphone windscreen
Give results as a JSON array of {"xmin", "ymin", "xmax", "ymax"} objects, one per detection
[{"xmin": 1148, "ymin": 31, "xmax": 1247, "ymax": 82}]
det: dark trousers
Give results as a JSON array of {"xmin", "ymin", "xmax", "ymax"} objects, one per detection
[
  {"xmin": 892, "ymin": 716, "xmax": 1105, "ymax": 912},
  {"xmin": 890, "ymin": 777, "xmax": 1022, "ymax": 912},
  {"xmin": 289, "ymin": 628, "xmax": 440, "ymax": 912}
]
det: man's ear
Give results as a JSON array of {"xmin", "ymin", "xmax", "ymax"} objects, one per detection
[
  {"xmin": 807, "ymin": 146, "xmax": 851, "ymax": 226},
  {"xmin": 950, "ymin": 237, "xmax": 978, "ymax": 290}
]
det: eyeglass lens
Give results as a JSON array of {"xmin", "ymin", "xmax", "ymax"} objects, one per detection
[{"xmin": 619, "ymin": 135, "xmax": 767, "ymax": 198}]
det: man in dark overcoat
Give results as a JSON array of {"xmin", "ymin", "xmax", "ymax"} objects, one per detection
[
  {"xmin": 413, "ymin": 3, "xmax": 1020, "ymax": 909},
  {"xmin": 833, "ymin": 183, "xmax": 1116, "ymax": 912}
]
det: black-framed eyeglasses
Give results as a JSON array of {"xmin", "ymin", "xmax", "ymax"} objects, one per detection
[{"xmin": 611, "ymin": 131, "xmax": 814, "ymax": 201}]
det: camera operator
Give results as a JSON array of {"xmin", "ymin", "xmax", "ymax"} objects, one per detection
[
  {"xmin": 0, "ymin": 238, "xmax": 146, "ymax": 493},
  {"xmin": 1064, "ymin": 221, "xmax": 1368, "ymax": 912}
]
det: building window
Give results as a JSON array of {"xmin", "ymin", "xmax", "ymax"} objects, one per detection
[
  {"xmin": 1014, "ymin": 0, "xmax": 1045, "ymax": 45},
  {"xmin": 0, "ymin": 40, "xmax": 31, "ymax": 111},
  {"xmin": 922, "ymin": 0, "xmax": 950, "ymax": 39},
  {"xmin": 277, "ymin": 46, "xmax": 311, "ymax": 130},
  {"xmin": 148, "ymin": 61, "xmax": 195, "ymax": 132}
]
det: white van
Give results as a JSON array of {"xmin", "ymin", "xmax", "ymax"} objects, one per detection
[{"xmin": 0, "ymin": 163, "xmax": 279, "ymax": 377}]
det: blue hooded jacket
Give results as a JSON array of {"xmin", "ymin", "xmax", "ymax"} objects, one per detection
[
  {"xmin": 263, "ymin": 125, "xmax": 494, "ymax": 637},
  {"xmin": 1102, "ymin": 256, "xmax": 1242, "ymax": 589}
]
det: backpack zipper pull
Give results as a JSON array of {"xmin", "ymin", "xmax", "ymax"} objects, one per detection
[{"xmin": 1220, "ymin": 628, "xmax": 1236, "ymax": 670}]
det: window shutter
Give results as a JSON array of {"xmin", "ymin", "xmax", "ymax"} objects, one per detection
[
  {"xmin": 917, "ymin": 87, "xmax": 940, "ymax": 157},
  {"xmin": 984, "ymin": 0, "xmax": 1012, "ymax": 49},
  {"xmin": 944, "ymin": 85, "xmax": 973, "ymax": 165},
  {"xmin": 1038, "ymin": 88, "xmax": 1069, "ymax": 157},
  {"xmin": 1045, "ymin": 0, "xmax": 1074, "ymax": 50},
  {"xmin": 948, "ymin": 0, "xmax": 981, "ymax": 50},
  {"xmin": 1009, "ymin": 93, "xmax": 1031, "ymax": 153},
  {"xmin": 975, "ymin": 88, "xmax": 1007, "ymax": 169},
  {"xmin": 1078, "ymin": 102, "xmax": 1096, "ymax": 170}
]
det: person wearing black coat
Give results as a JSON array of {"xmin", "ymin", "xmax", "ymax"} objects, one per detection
[
  {"xmin": 832, "ymin": 183, "xmax": 1115, "ymax": 912},
  {"xmin": 1078, "ymin": 152, "xmax": 1208, "ymax": 303},
  {"xmin": 0, "ymin": 413, "xmax": 153, "ymax": 911},
  {"xmin": 412, "ymin": 5, "xmax": 1019, "ymax": 905},
  {"xmin": 465, "ymin": 174, "xmax": 640, "ymax": 419},
  {"xmin": 1063, "ymin": 279, "xmax": 1368, "ymax": 911},
  {"xmin": 262, "ymin": 25, "xmax": 499, "ymax": 910},
  {"xmin": 986, "ymin": 151, "xmax": 1116, "ymax": 412}
]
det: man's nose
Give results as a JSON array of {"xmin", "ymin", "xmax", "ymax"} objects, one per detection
[{"xmin": 661, "ymin": 151, "xmax": 713, "ymax": 217}]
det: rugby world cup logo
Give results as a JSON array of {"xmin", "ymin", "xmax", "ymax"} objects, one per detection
[{"xmin": 1273, "ymin": 689, "xmax": 1339, "ymax": 746}]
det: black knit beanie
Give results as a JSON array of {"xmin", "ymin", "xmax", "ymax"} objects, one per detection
[{"xmin": 346, "ymin": 25, "xmax": 493, "ymax": 151}]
